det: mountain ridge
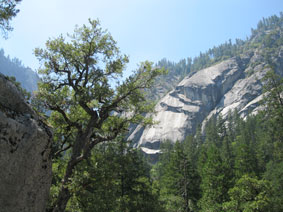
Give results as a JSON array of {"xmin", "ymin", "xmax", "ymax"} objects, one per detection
[{"xmin": 0, "ymin": 49, "xmax": 39, "ymax": 93}]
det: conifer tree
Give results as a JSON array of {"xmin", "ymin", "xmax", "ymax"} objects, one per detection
[{"xmin": 198, "ymin": 144, "xmax": 230, "ymax": 212}]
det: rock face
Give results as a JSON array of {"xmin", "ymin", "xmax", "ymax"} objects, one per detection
[
  {"xmin": 128, "ymin": 51, "xmax": 282, "ymax": 154},
  {"xmin": 0, "ymin": 74, "xmax": 52, "ymax": 212}
]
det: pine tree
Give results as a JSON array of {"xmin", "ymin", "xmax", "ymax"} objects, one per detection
[
  {"xmin": 198, "ymin": 143, "xmax": 230, "ymax": 212},
  {"xmin": 264, "ymin": 161, "xmax": 283, "ymax": 211},
  {"xmin": 198, "ymin": 116, "xmax": 232, "ymax": 211},
  {"xmin": 233, "ymin": 116, "xmax": 259, "ymax": 178},
  {"xmin": 65, "ymin": 139, "xmax": 163, "ymax": 212},
  {"xmin": 158, "ymin": 141, "xmax": 199, "ymax": 212}
]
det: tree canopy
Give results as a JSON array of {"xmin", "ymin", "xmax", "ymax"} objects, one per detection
[{"xmin": 34, "ymin": 19, "xmax": 164, "ymax": 212}]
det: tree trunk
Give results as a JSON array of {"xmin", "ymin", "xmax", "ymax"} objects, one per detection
[
  {"xmin": 52, "ymin": 134, "xmax": 86, "ymax": 212},
  {"xmin": 52, "ymin": 158, "xmax": 78, "ymax": 212},
  {"xmin": 52, "ymin": 187, "xmax": 71, "ymax": 212},
  {"xmin": 183, "ymin": 159, "xmax": 190, "ymax": 212}
]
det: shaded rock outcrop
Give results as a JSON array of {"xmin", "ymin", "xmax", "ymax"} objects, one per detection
[
  {"xmin": 128, "ymin": 51, "xmax": 282, "ymax": 154},
  {"xmin": 0, "ymin": 73, "xmax": 52, "ymax": 212}
]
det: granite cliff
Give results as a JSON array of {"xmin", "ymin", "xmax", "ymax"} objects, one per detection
[
  {"xmin": 129, "ymin": 47, "xmax": 283, "ymax": 154},
  {"xmin": 0, "ymin": 73, "xmax": 52, "ymax": 212}
]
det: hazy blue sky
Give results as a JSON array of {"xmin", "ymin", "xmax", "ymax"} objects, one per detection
[{"xmin": 1, "ymin": 0, "xmax": 282, "ymax": 76}]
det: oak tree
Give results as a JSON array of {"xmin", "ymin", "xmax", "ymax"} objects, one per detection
[{"xmin": 34, "ymin": 19, "xmax": 164, "ymax": 212}]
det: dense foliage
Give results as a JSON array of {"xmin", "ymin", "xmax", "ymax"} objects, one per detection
[
  {"xmin": 48, "ymin": 138, "xmax": 163, "ymax": 212},
  {"xmin": 68, "ymin": 139, "xmax": 163, "ymax": 212}
]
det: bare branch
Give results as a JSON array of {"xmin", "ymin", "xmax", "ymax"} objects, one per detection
[{"xmin": 54, "ymin": 144, "xmax": 73, "ymax": 157}]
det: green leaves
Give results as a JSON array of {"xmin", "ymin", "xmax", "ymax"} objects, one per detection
[
  {"xmin": 223, "ymin": 175, "xmax": 272, "ymax": 212},
  {"xmin": 34, "ymin": 19, "xmax": 165, "ymax": 211},
  {"xmin": 65, "ymin": 140, "xmax": 163, "ymax": 212},
  {"xmin": 34, "ymin": 18, "xmax": 164, "ymax": 148}
]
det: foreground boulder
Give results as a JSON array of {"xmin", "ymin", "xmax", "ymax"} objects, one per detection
[{"xmin": 0, "ymin": 74, "xmax": 52, "ymax": 212}]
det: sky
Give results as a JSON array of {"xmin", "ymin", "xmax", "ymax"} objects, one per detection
[{"xmin": 0, "ymin": 0, "xmax": 282, "ymax": 76}]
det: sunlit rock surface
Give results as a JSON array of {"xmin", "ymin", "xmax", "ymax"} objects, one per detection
[{"xmin": 129, "ymin": 52, "xmax": 282, "ymax": 153}]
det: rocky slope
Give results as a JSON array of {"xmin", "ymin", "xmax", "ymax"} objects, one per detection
[
  {"xmin": 0, "ymin": 73, "xmax": 52, "ymax": 212},
  {"xmin": 146, "ymin": 58, "xmax": 192, "ymax": 102},
  {"xmin": 128, "ymin": 48, "xmax": 283, "ymax": 154}
]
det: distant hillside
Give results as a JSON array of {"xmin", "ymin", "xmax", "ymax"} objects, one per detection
[
  {"xmin": 148, "ymin": 13, "xmax": 283, "ymax": 102},
  {"xmin": 129, "ymin": 13, "xmax": 283, "ymax": 154},
  {"xmin": 146, "ymin": 58, "xmax": 191, "ymax": 101},
  {"xmin": 0, "ymin": 49, "xmax": 39, "ymax": 93}
]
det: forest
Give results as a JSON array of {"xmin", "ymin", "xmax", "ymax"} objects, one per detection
[
  {"xmin": 0, "ymin": 1, "xmax": 282, "ymax": 211},
  {"xmin": 42, "ymin": 13, "xmax": 283, "ymax": 212}
]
